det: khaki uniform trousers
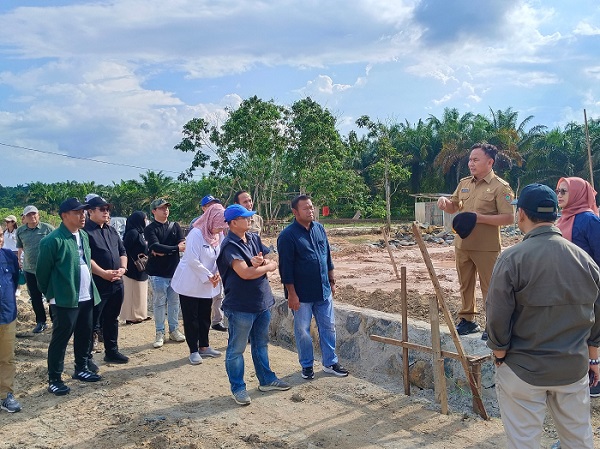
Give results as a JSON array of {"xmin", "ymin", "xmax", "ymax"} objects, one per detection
[
  {"xmin": 0, "ymin": 319, "xmax": 16, "ymax": 397},
  {"xmin": 496, "ymin": 363, "xmax": 593, "ymax": 449},
  {"xmin": 455, "ymin": 247, "xmax": 499, "ymax": 321}
]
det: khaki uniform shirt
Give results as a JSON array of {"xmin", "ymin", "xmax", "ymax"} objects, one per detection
[
  {"xmin": 450, "ymin": 170, "xmax": 514, "ymax": 251},
  {"xmin": 250, "ymin": 214, "xmax": 264, "ymax": 236}
]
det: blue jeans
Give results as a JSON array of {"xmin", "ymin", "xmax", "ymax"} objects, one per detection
[
  {"xmin": 149, "ymin": 276, "xmax": 180, "ymax": 333},
  {"xmin": 224, "ymin": 308, "xmax": 277, "ymax": 394},
  {"xmin": 293, "ymin": 294, "xmax": 338, "ymax": 368}
]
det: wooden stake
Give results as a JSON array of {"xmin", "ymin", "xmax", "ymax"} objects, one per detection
[
  {"xmin": 411, "ymin": 222, "xmax": 489, "ymax": 420},
  {"xmin": 383, "ymin": 226, "xmax": 400, "ymax": 280},
  {"xmin": 401, "ymin": 266, "xmax": 410, "ymax": 396}
]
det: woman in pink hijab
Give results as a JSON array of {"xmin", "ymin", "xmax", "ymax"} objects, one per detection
[
  {"xmin": 556, "ymin": 177, "xmax": 600, "ymax": 259},
  {"xmin": 171, "ymin": 204, "xmax": 228, "ymax": 365},
  {"xmin": 556, "ymin": 176, "xmax": 600, "ymax": 399}
]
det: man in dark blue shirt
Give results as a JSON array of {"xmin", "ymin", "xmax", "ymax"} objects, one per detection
[
  {"xmin": 217, "ymin": 204, "xmax": 290, "ymax": 406},
  {"xmin": 277, "ymin": 195, "xmax": 348, "ymax": 380},
  {"xmin": 84, "ymin": 196, "xmax": 129, "ymax": 366}
]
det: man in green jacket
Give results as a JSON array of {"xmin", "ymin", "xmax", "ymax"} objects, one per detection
[{"xmin": 37, "ymin": 198, "xmax": 102, "ymax": 396}]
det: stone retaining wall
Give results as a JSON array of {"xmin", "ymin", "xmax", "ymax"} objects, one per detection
[{"xmin": 269, "ymin": 295, "xmax": 497, "ymax": 399}]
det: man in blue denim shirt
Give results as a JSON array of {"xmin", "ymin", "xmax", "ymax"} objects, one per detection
[
  {"xmin": 217, "ymin": 204, "xmax": 291, "ymax": 406},
  {"xmin": 277, "ymin": 195, "xmax": 348, "ymax": 380}
]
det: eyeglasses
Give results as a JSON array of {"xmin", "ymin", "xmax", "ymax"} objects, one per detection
[
  {"xmin": 96, "ymin": 207, "xmax": 110, "ymax": 212},
  {"xmin": 555, "ymin": 189, "xmax": 568, "ymax": 196}
]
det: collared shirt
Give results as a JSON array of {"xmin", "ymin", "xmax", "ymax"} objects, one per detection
[
  {"xmin": 450, "ymin": 170, "xmax": 514, "ymax": 251},
  {"xmin": 217, "ymin": 232, "xmax": 273, "ymax": 313},
  {"xmin": 486, "ymin": 225, "xmax": 600, "ymax": 386},
  {"xmin": 84, "ymin": 218, "xmax": 126, "ymax": 293},
  {"xmin": 0, "ymin": 249, "xmax": 18, "ymax": 324},
  {"xmin": 16, "ymin": 222, "xmax": 54, "ymax": 272},
  {"xmin": 277, "ymin": 219, "xmax": 334, "ymax": 303},
  {"xmin": 249, "ymin": 214, "xmax": 264, "ymax": 235}
]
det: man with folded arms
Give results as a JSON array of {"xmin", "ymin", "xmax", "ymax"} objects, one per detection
[
  {"xmin": 84, "ymin": 195, "xmax": 129, "ymax": 365},
  {"xmin": 217, "ymin": 204, "xmax": 290, "ymax": 406},
  {"xmin": 37, "ymin": 198, "xmax": 102, "ymax": 396}
]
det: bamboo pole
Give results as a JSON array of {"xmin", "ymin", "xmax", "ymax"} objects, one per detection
[{"xmin": 585, "ymin": 109, "xmax": 594, "ymax": 190}]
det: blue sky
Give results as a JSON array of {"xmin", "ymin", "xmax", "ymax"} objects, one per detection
[{"xmin": 0, "ymin": 0, "xmax": 599, "ymax": 186}]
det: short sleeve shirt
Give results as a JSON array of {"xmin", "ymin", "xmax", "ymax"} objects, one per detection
[
  {"xmin": 16, "ymin": 222, "xmax": 55, "ymax": 272},
  {"xmin": 450, "ymin": 170, "xmax": 514, "ymax": 251},
  {"xmin": 217, "ymin": 232, "xmax": 274, "ymax": 313}
]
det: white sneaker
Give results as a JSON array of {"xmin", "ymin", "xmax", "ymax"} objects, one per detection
[
  {"xmin": 189, "ymin": 352, "xmax": 203, "ymax": 365},
  {"xmin": 153, "ymin": 332, "xmax": 164, "ymax": 348},
  {"xmin": 169, "ymin": 329, "xmax": 186, "ymax": 342},
  {"xmin": 199, "ymin": 347, "xmax": 222, "ymax": 358}
]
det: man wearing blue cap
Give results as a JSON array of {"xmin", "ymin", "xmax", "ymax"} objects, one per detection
[
  {"xmin": 217, "ymin": 204, "xmax": 290, "ymax": 406},
  {"xmin": 37, "ymin": 198, "xmax": 102, "ymax": 396},
  {"xmin": 487, "ymin": 184, "xmax": 600, "ymax": 449}
]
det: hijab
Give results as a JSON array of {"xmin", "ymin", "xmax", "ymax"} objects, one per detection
[
  {"xmin": 556, "ymin": 177, "xmax": 599, "ymax": 241},
  {"xmin": 125, "ymin": 211, "xmax": 147, "ymax": 234},
  {"xmin": 194, "ymin": 204, "xmax": 227, "ymax": 247}
]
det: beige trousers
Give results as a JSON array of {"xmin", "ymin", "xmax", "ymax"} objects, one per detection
[
  {"xmin": 0, "ymin": 319, "xmax": 16, "ymax": 397},
  {"xmin": 496, "ymin": 363, "xmax": 593, "ymax": 449},
  {"xmin": 455, "ymin": 247, "xmax": 499, "ymax": 321}
]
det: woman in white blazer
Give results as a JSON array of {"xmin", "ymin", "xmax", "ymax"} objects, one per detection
[{"xmin": 172, "ymin": 204, "xmax": 228, "ymax": 365}]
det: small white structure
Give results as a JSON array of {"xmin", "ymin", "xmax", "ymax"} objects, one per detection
[{"xmin": 411, "ymin": 194, "xmax": 457, "ymax": 231}]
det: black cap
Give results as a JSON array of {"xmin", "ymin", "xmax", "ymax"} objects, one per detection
[
  {"xmin": 452, "ymin": 212, "xmax": 477, "ymax": 239},
  {"xmin": 511, "ymin": 183, "xmax": 557, "ymax": 220},
  {"xmin": 59, "ymin": 197, "xmax": 90, "ymax": 215},
  {"xmin": 87, "ymin": 196, "xmax": 111, "ymax": 209}
]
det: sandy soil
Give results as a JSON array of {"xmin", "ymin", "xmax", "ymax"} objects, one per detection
[{"xmin": 2, "ymin": 229, "xmax": 598, "ymax": 448}]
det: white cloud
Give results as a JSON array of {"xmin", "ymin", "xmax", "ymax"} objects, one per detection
[{"xmin": 574, "ymin": 21, "xmax": 600, "ymax": 36}]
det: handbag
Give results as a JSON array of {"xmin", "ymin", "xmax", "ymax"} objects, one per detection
[{"xmin": 133, "ymin": 253, "xmax": 148, "ymax": 272}]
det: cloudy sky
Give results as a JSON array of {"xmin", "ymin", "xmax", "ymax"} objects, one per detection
[{"xmin": 0, "ymin": 0, "xmax": 599, "ymax": 187}]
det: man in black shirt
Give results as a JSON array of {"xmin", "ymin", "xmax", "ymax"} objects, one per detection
[
  {"xmin": 84, "ymin": 196, "xmax": 129, "ymax": 365},
  {"xmin": 144, "ymin": 198, "xmax": 186, "ymax": 348}
]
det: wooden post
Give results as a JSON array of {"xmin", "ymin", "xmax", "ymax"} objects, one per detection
[
  {"xmin": 401, "ymin": 266, "xmax": 410, "ymax": 396},
  {"xmin": 383, "ymin": 226, "xmax": 400, "ymax": 280},
  {"xmin": 584, "ymin": 109, "xmax": 595, "ymax": 190},
  {"xmin": 412, "ymin": 222, "xmax": 489, "ymax": 420},
  {"xmin": 427, "ymin": 269, "xmax": 448, "ymax": 413}
]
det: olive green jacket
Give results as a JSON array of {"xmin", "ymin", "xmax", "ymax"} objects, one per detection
[{"xmin": 36, "ymin": 223, "xmax": 100, "ymax": 308}]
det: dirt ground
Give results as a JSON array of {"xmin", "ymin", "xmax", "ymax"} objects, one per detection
[{"xmin": 2, "ymin": 229, "xmax": 599, "ymax": 448}]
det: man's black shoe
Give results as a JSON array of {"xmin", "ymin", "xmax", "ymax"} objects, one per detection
[
  {"xmin": 104, "ymin": 351, "xmax": 129, "ymax": 364},
  {"xmin": 323, "ymin": 363, "xmax": 349, "ymax": 377},
  {"xmin": 87, "ymin": 359, "xmax": 99, "ymax": 373},
  {"xmin": 48, "ymin": 381, "xmax": 70, "ymax": 396},
  {"xmin": 211, "ymin": 323, "xmax": 228, "ymax": 332},
  {"xmin": 72, "ymin": 369, "xmax": 102, "ymax": 382},
  {"xmin": 301, "ymin": 366, "xmax": 315, "ymax": 380},
  {"xmin": 456, "ymin": 318, "xmax": 481, "ymax": 336},
  {"xmin": 32, "ymin": 322, "xmax": 47, "ymax": 333}
]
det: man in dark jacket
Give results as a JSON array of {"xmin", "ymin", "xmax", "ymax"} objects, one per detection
[{"xmin": 37, "ymin": 198, "xmax": 102, "ymax": 396}]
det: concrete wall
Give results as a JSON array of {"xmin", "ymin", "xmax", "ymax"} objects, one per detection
[{"xmin": 269, "ymin": 295, "xmax": 497, "ymax": 399}]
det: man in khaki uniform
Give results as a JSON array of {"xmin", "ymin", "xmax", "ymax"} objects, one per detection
[
  {"xmin": 437, "ymin": 143, "xmax": 514, "ymax": 337},
  {"xmin": 234, "ymin": 190, "xmax": 264, "ymax": 235}
]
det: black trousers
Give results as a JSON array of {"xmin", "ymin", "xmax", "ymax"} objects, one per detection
[
  {"xmin": 179, "ymin": 295, "xmax": 212, "ymax": 354},
  {"xmin": 92, "ymin": 284, "xmax": 124, "ymax": 355},
  {"xmin": 47, "ymin": 300, "xmax": 94, "ymax": 381},
  {"xmin": 25, "ymin": 271, "xmax": 53, "ymax": 323}
]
